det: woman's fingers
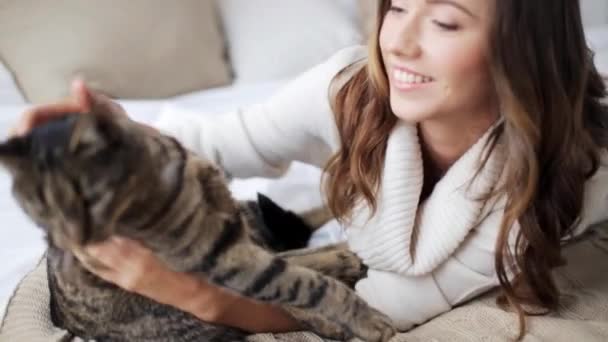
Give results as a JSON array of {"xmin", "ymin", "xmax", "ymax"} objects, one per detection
[
  {"xmin": 72, "ymin": 78, "xmax": 93, "ymax": 113},
  {"xmin": 72, "ymin": 79, "xmax": 126, "ymax": 117},
  {"xmin": 10, "ymin": 79, "xmax": 88, "ymax": 137},
  {"xmin": 84, "ymin": 237, "xmax": 160, "ymax": 292},
  {"xmin": 10, "ymin": 101, "xmax": 83, "ymax": 137},
  {"xmin": 86, "ymin": 236, "xmax": 142, "ymax": 264},
  {"xmin": 10, "ymin": 78, "xmax": 127, "ymax": 138},
  {"xmin": 79, "ymin": 236, "xmax": 225, "ymax": 321}
]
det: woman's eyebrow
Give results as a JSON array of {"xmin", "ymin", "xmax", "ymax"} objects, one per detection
[{"xmin": 426, "ymin": 0, "xmax": 478, "ymax": 19}]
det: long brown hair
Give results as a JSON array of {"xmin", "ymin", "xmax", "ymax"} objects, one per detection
[{"xmin": 323, "ymin": 0, "xmax": 608, "ymax": 338}]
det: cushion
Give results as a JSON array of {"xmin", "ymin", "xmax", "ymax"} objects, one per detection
[
  {"xmin": 581, "ymin": 0, "xmax": 608, "ymax": 27},
  {"xmin": 3, "ymin": 224, "xmax": 608, "ymax": 341},
  {"xmin": 0, "ymin": 60, "xmax": 25, "ymax": 104},
  {"xmin": 216, "ymin": 0, "xmax": 365, "ymax": 84},
  {"xmin": 0, "ymin": 0, "xmax": 231, "ymax": 103},
  {"xmin": 358, "ymin": 0, "xmax": 376, "ymax": 37},
  {"xmin": 587, "ymin": 25, "xmax": 608, "ymax": 74}
]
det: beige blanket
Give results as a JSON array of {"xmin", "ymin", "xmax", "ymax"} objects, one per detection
[{"xmin": 2, "ymin": 226, "xmax": 608, "ymax": 342}]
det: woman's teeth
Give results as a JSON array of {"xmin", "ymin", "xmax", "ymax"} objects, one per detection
[{"xmin": 393, "ymin": 70, "xmax": 433, "ymax": 84}]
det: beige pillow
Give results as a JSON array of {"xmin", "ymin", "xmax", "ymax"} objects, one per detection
[
  {"xmin": 0, "ymin": 0, "xmax": 231, "ymax": 103},
  {"xmin": 359, "ymin": 0, "xmax": 377, "ymax": 37}
]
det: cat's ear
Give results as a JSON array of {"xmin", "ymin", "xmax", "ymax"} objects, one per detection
[{"xmin": 0, "ymin": 135, "xmax": 32, "ymax": 175}]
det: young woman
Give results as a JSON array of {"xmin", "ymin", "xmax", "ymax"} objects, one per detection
[{"xmin": 13, "ymin": 0, "xmax": 608, "ymax": 337}]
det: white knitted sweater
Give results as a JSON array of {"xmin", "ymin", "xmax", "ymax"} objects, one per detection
[{"xmin": 154, "ymin": 45, "xmax": 608, "ymax": 330}]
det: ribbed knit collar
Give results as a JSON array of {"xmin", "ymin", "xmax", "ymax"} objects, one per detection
[{"xmin": 347, "ymin": 120, "xmax": 506, "ymax": 276}]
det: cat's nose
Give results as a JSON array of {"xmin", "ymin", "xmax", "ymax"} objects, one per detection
[{"xmin": 30, "ymin": 115, "xmax": 78, "ymax": 167}]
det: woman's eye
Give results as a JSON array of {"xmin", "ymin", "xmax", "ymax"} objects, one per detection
[
  {"xmin": 433, "ymin": 21, "xmax": 460, "ymax": 31},
  {"xmin": 389, "ymin": 6, "xmax": 406, "ymax": 13}
]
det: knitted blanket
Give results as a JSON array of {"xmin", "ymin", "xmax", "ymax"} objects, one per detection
[{"xmin": 2, "ymin": 226, "xmax": 608, "ymax": 342}]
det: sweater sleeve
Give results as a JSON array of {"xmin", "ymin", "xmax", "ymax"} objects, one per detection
[
  {"xmin": 355, "ymin": 257, "xmax": 500, "ymax": 331},
  {"xmin": 354, "ymin": 205, "xmax": 504, "ymax": 331},
  {"xmin": 152, "ymin": 46, "xmax": 367, "ymax": 179}
]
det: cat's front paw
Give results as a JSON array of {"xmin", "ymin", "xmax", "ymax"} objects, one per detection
[{"xmin": 354, "ymin": 309, "xmax": 396, "ymax": 342}]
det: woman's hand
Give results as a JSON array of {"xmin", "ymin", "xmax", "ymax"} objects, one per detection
[
  {"xmin": 10, "ymin": 79, "xmax": 128, "ymax": 137},
  {"xmin": 10, "ymin": 79, "xmax": 158, "ymax": 136},
  {"xmin": 83, "ymin": 237, "xmax": 302, "ymax": 333},
  {"xmin": 82, "ymin": 237, "xmax": 231, "ymax": 322},
  {"xmin": 11, "ymin": 78, "xmax": 160, "ymax": 143}
]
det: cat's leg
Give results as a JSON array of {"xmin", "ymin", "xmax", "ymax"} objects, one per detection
[
  {"xmin": 242, "ymin": 194, "xmax": 334, "ymax": 252},
  {"xmin": 193, "ymin": 243, "xmax": 395, "ymax": 342},
  {"xmin": 277, "ymin": 243, "xmax": 367, "ymax": 288}
]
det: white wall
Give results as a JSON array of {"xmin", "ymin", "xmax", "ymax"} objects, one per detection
[{"xmin": 581, "ymin": 0, "xmax": 608, "ymax": 27}]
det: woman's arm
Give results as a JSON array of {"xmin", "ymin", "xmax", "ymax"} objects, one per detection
[
  {"xmin": 181, "ymin": 275, "xmax": 302, "ymax": 333},
  {"xmin": 153, "ymin": 46, "xmax": 367, "ymax": 179},
  {"xmin": 84, "ymin": 236, "xmax": 302, "ymax": 334}
]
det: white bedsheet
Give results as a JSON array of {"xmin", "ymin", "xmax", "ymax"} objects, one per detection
[{"xmin": 0, "ymin": 82, "xmax": 344, "ymax": 318}]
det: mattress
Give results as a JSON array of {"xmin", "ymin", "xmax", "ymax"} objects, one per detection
[{"xmin": 2, "ymin": 24, "xmax": 607, "ymax": 318}]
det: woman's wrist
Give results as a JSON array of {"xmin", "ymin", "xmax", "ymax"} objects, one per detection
[
  {"xmin": 165, "ymin": 270, "xmax": 234, "ymax": 322},
  {"xmin": 215, "ymin": 295, "xmax": 302, "ymax": 333},
  {"xmin": 167, "ymin": 270, "xmax": 301, "ymax": 333}
]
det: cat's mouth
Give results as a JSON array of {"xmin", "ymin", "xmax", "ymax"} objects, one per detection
[
  {"xmin": 0, "ymin": 134, "xmax": 31, "ymax": 159},
  {"xmin": 0, "ymin": 115, "xmax": 127, "ymax": 247}
]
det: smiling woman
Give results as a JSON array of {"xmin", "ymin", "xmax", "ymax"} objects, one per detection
[
  {"xmin": 380, "ymin": 0, "xmax": 496, "ymax": 128},
  {"xmin": 6, "ymin": 0, "xmax": 608, "ymax": 340},
  {"xmin": 327, "ymin": 0, "xmax": 608, "ymax": 335}
]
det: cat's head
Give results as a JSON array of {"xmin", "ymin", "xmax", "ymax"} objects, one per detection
[{"xmin": 0, "ymin": 112, "xmax": 228, "ymax": 252}]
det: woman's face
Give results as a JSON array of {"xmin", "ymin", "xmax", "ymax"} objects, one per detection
[{"xmin": 380, "ymin": 0, "xmax": 496, "ymax": 124}]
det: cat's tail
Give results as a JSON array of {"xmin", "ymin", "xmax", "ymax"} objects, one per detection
[{"xmin": 256, "ymin": 193, "xmax": 334, "ymax": 251}]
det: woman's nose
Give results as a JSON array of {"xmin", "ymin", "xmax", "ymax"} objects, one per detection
[{"xmin": 386, "ymin": 18, "xmax": 422, "ymax": 59}]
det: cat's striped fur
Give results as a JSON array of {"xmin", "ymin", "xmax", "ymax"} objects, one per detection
[{"xmin": 0, "ymin": 112, "xmax": 395, "ymax": 342}]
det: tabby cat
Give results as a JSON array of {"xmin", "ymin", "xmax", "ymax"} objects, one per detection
[{"xmin": 0, "ymin": 110, "xmax": 396, "ymax": 341}]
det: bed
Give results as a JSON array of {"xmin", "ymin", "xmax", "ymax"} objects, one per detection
[
  {"xmin": 1, "ymin": 1, "xmax": 608, "ymax": 340},
  {"xmin": 3, "ymin": 67, "xmax": 608, "ymax": 342}
]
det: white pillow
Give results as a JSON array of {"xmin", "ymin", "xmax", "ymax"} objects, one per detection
[
  {"xmin": 586, "ymin": 25, "xmax": 608, "ymax": 74},
  {"xmin": 593, "ymin": 45, "xmax": 608, "ymax": 75},
  {"xmin": 217, "ymin": 0, "xmax": 364, "ymax": 84},
  {"xmin": 581, "ymin": 0, "xmax": 608, "ymax": 28},
  {"xmin": 0, "ymin": 61, "xmax": 25, "ymax": 104}
]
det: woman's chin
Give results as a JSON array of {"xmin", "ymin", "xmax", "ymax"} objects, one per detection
[
  {"xmin": 390, "ymin": 109, "xmax": 434, "ymax": 124},
  {"xmin": 389, "ymin": 97, "xmax": 438, "ymax": 124}
]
